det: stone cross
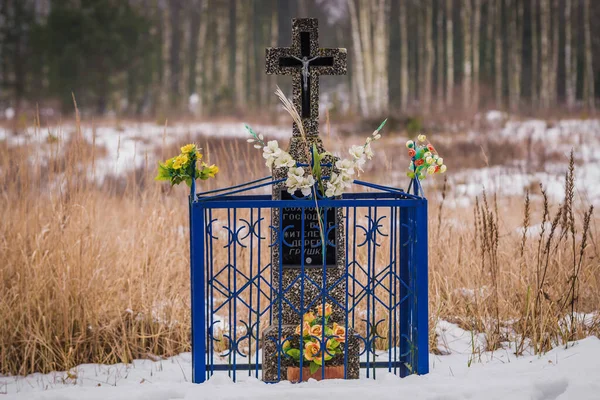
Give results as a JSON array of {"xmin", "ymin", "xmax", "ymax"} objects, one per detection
[
  {"xmin": 262, "ymin": 18, "xmax": 359, "ymax": 382},
  {"xmin": 266, "ymin": 18, "xmax": 347, "ymax": 138}
]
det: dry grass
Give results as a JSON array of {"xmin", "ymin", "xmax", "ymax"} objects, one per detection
[{"xmin": 0, "ymin": 114, "xmax": 598, "ymax": 376}]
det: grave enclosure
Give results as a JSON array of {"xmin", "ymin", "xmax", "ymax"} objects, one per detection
[{"xmin": 188, "ymin": 18, "xmax": 429, "ymax": 383}]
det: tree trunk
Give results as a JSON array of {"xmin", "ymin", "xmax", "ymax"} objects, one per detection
[
  {"xmin": 564, "ymin": 0, "xmax": 576, "ymax": 108},
  {"xmin": 217, "ymin": 1, "xmax": 230, "ymax": 96},
  {"xmin": 359, "ymin": 0, "xmax": 375, "ymax": 112},
  {"xmin": 446, "ymin": 0, "xmax": 454, "ymax": 106},
  {"xmin": 531, "ymin": 0, "xmax": 538, "ymax": 108},
  {"xmin": 583, "ymin": 0, "xmax": 595, "ymax": 110},
  {"xmin": 169, "ymin": 0, "xmax": 184, "ymax": 109},
  {"xmin": 472, "ymin": 0, "xmax": 481, "ymax": 110},
  {"xmin": 508, "ymin": 0, "xmax": 523, "ymax": 111},
  {"xmin": 423, "ymin": 0, "xmax": 434, "ymax": 111},
  {"xmin": 462, "ymin": 0, "xmax": 472, "ymax": 110},
  {"xmin": 160, "ymin": 4, "xmax": 171, "ymax": 113},
  {"xmin": 234, "ymin": 0, "xmax": 247, "ymax": 109},
  {"xmin": 400, "ymin": 0, "xmax": 409, "ymax": 108},
  {"xmin": 549, "ymin": 0, "xmax": 559, "ymax": 106},
  {"xmin": 539, "ymin": 0, "xmax": 550, "ymax": 108},
  {"xmin": 374, "ymin": 0, "xmax": 389, "ymax": 114},
  {"xmin": 437, "ymin": 3, "xmax": 445, "ymax": 111},
  {"xmin": 495, "ymin": 0, "xmax": 502, "ymax": 108},
  {"xmin": 195, "ymin": 0, "xmax": 208, "ymax": 115},
  {"xmin": 348, "ymin": 0, "xmax": 369, "ymax": 116}
]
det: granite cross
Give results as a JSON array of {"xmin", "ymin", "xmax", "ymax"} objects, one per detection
[{"xmin": 266, "ymin": 18, "xmax": 347, "ymax": 134}]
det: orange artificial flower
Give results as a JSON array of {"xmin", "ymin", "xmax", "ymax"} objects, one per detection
[
  {"xmin": 408, "ymin": 149, "xmax": 416, "ymax": 157},
  {"xmin": 295, "ymin": 321, "xmax": 311, "ymax": 337},
  {"xmin": 415, "ymin": 159, "xmax": 424, "ymax": 166},
  {"xmin": 309, "ymin": 324, "xmax": 323, "ymax": 338},
  {"xmin": 332, "ymin": 322, "xmax": 346, "ymax": 343},
  {"xmin": 316, "ymin": 303, "xmax": 333, "ymax": 318},
  {"xmin": 304, "ymin": 340, "xmax": 321, "ymax": 361}
]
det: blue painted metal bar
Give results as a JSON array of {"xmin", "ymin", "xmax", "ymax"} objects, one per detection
[
  {"xmin": 398, "ymin": 206, "xmax": 410, "ymax": 377},
  {"xmin": 415, "ymin": 200, "xmax": 429, "ymax": 374},
  {"xmin": 194, "ymin": 198, "xmax": 425, "ymax": 210},
  {"xmin": 190, "ymin": 203, "xmax": 206, "ymax": 383},
  {"xmin": 197, "ymin": 176, "xmax": 272, "ymax": 197},
  {"xmin": 207, "ymin": 361, "xmax": 407, "ymax": 371}
]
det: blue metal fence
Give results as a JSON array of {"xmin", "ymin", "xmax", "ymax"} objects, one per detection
[{"xmin": 189, "ymin": 178, "xmax": 428, "ymax": 383}]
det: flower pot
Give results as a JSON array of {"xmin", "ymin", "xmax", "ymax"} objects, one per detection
[{"xmin": 286, "ymin": 365, "xmax": 345, "ymax": 382}]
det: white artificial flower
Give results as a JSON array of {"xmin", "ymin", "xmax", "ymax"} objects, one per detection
[
  {"xmin": 263, "ymin": 140, "xmax": 282, "ymax": 158},
  {"xmin": 354, "ymin": 155, "xmax": 366, "ymax": 172},
  {"xmin": 373, "ymin": 133, "xmax": 382, "ymax": 140},
  {"xmin": 364, "ymin": 143, "xmax": 374, "ymax": 160},
  {"xmin": 263, "ymin": 140, "xmax": 282, "ymax": 169},
  {"xmin": 335, "ymin": 159, "xmax": 355, "ymax": 175},
  {"xmin": 425, "ymin": 157, "xmax": 433, "ymax": 164},
  {"xmin": 325, "ymin": 184, "xmax": 336, "ymax": 198},
  {"xmin": 274, "ymin": 152, "xmax": 296, "ymax": 168},
  {"xmin": 349, "ymin": 145, "xmax": 365, "ymax": 160},
  {"xmin": 427, "ymin": 166, "xmax": 436, "ymax": 175},
  {"xmin": 440, "ymin": 164, "xmax": 447, "ymax": 173},
  {"xmin": 288, "ymin": 166, "xmax": 305, "ymax": 178},
  {"xmin": 339, "ymin": 171, "xmax": 353, "ymax": 188},
  {"xmin": 437, "ymin": 157, "xmax": 444, "ymax": 166}
]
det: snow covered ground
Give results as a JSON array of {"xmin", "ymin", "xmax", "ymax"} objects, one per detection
[
  {"xmin": 3, "ymin": 114, "xmax": 599, "ymax": 208},
  {"xmin": 2, "ymin": 321, "xmax": 599, "ymax": 400}
]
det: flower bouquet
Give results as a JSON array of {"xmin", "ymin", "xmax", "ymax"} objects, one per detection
[
  {"xmin": 155, "ymin": 143, "xmax": 218, "ymax": 186},
  {"xmin": 282, "ymin": 303, "xmax": 347, "ymax": 382}
]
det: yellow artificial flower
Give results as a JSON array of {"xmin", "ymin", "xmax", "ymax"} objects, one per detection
[
  {"xmin": 173, "ymin": 154, "xmax": 189, "ymax": 170},
  {"xmin": 181, "ymin": 144, "xmax": 196, "ymax": 154},
  {"xmin": 206, "ymin": 164, "xmax": 219, "ymax": 177},
  {"xmin": 303, "ymin": 312, "xmax": 316, "ymax": 324},
  {"xmin": 304, "ymin": 340, "xmax": 320, "ymax": 361},
  {"xmin": 316, "ymin": 303, "xmax": 332, "ymax": 318},
  {"xmin": 417, "ymin": 134, "xmax": 427, "ymax": 142},
  {"xmin": 196, "ymin": 150, "xmax": 203, "ymax": 160}
]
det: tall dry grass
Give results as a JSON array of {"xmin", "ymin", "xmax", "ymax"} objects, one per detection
[{"xmin": 0, "ymin": 114, "xmax": 598, "ymax": 376}]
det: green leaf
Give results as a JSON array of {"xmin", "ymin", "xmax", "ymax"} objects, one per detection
[
  {"xmin": 286, "ymin": 349, "xmax": 301, "ymax": 360},
  {"xmin": 376, "ymin": 118, "xmax": 388, "ymax": 132},
  {"xmin": 329, "ymin": 339, "xmax": 340, "ymax": 349},
  {"xmin": 312, "ymin": 143, "xmax": 322, "ymax": 181},
  {"xmin": 309, "ymin": 361, "xmax": 320, "ymax": 375},
  {"xmin": 245, "ymin": 124, "xmax": 259, "ymax": 142}
]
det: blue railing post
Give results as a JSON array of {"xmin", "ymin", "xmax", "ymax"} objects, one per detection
[
  {"xmin": 190, "ymin": 202, "xmax": 207, "ymax": 383},
  {"xmin": 415, "ymin": 199, "xmax": 429, "ymax": 374},
  {"xmin": 398, "ymin": 207, "xmax": 410, "ymax": 377}
]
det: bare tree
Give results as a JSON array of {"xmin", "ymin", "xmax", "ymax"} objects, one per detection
[
  {"xmin": 539, "ymin": 0, "xmax": 550, "ymax": 108},
  {"xmin": 446, "ymin": 0, "xmax": 454, "ymax": 106},
  {"xmin": 423, "ymin": 0, "xmax": 434, "ymax": 110},
  {"xmin": 583, "ymin": 0, "xmax": 595, "ymax": 110},
  {"xmin": 437, "ymin": 3, "xmax": 445, "ymax": 111},
  {"xmin": 531, "ymin": 0, "xmax": 538, "ymax": 108},
  {"xmin": 507, "ymin": 0, "xmax": 523, "ymax": 111},
  {"xmin": 462, "ymin": 0, "xmax": 472, "ymax": 109},
  {"xmin": 564, "ymin": 0, "xmax": 576, "ymax": 108},
  {"xmin": 472, "ymin": 0, "xmax": 481, "ymax": 109},
  {"xmin": 494, "ymin": 0, "xmax": 503, "ymax": 108},
  {"xmin": 348, "ymin": 0, "xmax": 368, "ymax": 115},
  {"xmin": 400, "ymin": 0, "xmax": 409, "ymax": 108}
]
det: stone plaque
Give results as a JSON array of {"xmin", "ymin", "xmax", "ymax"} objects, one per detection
[{"xmin": 280, "ymin": 190, "xmax": 337, "ymax": 268}]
